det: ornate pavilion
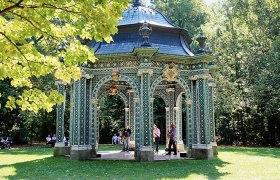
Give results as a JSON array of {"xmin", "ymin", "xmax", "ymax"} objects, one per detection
[{"xmin": 54, "ymin": 0, "xmax": 217, "ymax": 161}]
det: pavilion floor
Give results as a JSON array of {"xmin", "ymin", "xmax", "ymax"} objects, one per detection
[{"xmin": 88, "ymin": 150, "xmax": 193, "ymax": 161}]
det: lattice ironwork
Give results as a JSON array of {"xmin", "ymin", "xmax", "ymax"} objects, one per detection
[
  {"xmin": 85, "ymin": 79, "xmax": 91, "ymax": 145},
  {"xmin": 56, "ymin": 84, "xmax": 65, "ymax": 143},
  {"xmin": 73, "ymin": 81, "xmax": 80, "ymax": 145}
]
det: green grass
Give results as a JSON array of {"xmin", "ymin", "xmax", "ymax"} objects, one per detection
[{"xmin": 0, "ymin": 146, "xmax": 279, "ymax": 179}]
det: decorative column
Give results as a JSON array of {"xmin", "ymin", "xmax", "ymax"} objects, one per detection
[
  {"xmin": 133, "ymin": 46, "xmax": 158, "ymax": 162},
  {"xmin": 134, "ymin": 97, "xmax": 141, "ymax": 151},
  {"xmin": 69, "ymin": 83, "xmax": 74, "ymax": 148},
  {"xmin": 54, "ymin": 80, "xmax": 67, "ymax": 156},
  {"xmin": 185, "ymin": 99, "xmax": 193, "ymax": 150},
  {"xmin": 208, "ymin": 78, "xmax": 217, "ymax": 155},
  {"xmin": 96, "ymin": 106, "xmax": 100, "ymax": 149},
  {"xmin": 138, "ymin": 68, "xmax": 153, "ymax": 143},
  {"xmin": 70, "ymin": 75, "xmax": 92, "ymax": 160},
  {"xmin": 175, "ymin": 102, "xmax": 184, "ymax": 152},
  {"xmin": 192, "ymin": 76, "xmax": 199, "ymax": 145},
  {"xmin": 126, "ymin": 105, "xmax": 134, "ymax": 149},
  {"xmin": 167, "ymin": 87, "xmax": 175, "ymax": 124},
  {"xmin": 165, "ymin": 106, "xmax": 170, "ymax": 148},
  {"xmin": 166, "ymin": 87, "xmax": 175, "ymax": 148},
  {"xmin": 79, "ymin": 78, "xmax": 86, "ymax": 147},
  {"xmin": 128, "ymin": 89, "xmax": 135, "ymax": 145},
  {"xmin": 125, "ymin": 107, "xmax": 130, "ymax": 126},
  {"xmin": 149, "ymin": 97, "xmax": 155, "ymax": 150},
  {"xmin": 90, "ymin": 98, "xmax": 98, "ymax": 158},
  {"xmin": 85, "ymin": 78, "xmax": 91, "ymax": 146},
  {"xmin": 189, "ymin": 74, "xmax": 213, "ymax": 160},
  {"xmin": 136, "ymin": 65, "xmax": 154, "ymax": 161}
]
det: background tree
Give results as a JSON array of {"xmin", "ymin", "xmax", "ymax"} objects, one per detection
[
  {"xmin": 155, "ymin": 0, "xmax": 207, "ymax": 38},
  {"xmin": 204, "ymin": 0, "xmax": 280, "ymax": 145},
  {"xmin": 0, "ymin": 79, "xmax": 22, "ymax": 140}
]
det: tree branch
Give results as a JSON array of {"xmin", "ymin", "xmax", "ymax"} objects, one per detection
[
  {"xmin": 0, "ymin": 31, "xmax": 33, "ymax": 76},
  {"xmin": 41, "ymin": 3, "xmax": 81, "ymax": 15},
  {"xmin": 1, "ymin": 1, "xmax": 81, "ymax": 16},
  {"xmin": 12, "ymin": 12, "xmax": 60, "ymax": 39},
  {"xmin": 0, "ymin": 0, "xmax": 24, "ymax": 14}
]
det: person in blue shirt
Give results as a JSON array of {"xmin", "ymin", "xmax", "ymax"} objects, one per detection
[
  {"xmin": 166, "ymin": 123, "xmax": 177, "ymax": 155},
  {"xmin": 112, "ymin": 133, "xmax": 118, "ymax": 145}
]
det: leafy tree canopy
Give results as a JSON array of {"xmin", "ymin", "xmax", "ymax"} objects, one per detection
[
  {"xmin": 155, "ymin": 0, "xmax": 207, "ymax": 38},
  {"xmin": 204, "ymin": 0, "xmax": 280, "ymax": 145},
  {"xmin": 0, "ymin": 0, "xmax": 129, "ymax": 112}
]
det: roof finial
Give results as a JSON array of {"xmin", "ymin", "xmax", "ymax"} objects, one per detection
[
  {"xmin": 139, "ymin": 21, "xmax": 152, "ymax": 46},
  {"xmin": 133, "ymin": 0, "xmax": 141, "ymax": 7},
  {"xmin": 196, "ymin": 31, "xmax": 207, "ymax": 49}
]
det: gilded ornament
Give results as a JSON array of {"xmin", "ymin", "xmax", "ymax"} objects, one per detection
[{"xmin": 162, "ymin": 63, "xmax": 179, "ymax": 82}]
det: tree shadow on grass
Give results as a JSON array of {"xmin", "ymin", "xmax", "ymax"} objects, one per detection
[
  {"xmin": 2, "ymin": 156, "xmax": 229, "ymax": 180},
  {"xmin": 218, "ymin": 146, "xmax": 280, "ymax": 159},
  {"xmin": 0, "ymin": 147, "xmax": 53, "ymax": 156}
]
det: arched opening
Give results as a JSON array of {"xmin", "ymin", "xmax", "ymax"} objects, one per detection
[
  {"xmin": 98, "ymin": 94, "xmax": 125, "ymax": 144},
  {"xmin": 153, "ymin": 96, "xmax": 166, "ymax": 145},
  {"xmin": 91, "ymin": 77, "xmax": 138, "ymax": 155},
  {"xmin": 151, "ymin": 78, "xmax": 191, "ymax": 154}
]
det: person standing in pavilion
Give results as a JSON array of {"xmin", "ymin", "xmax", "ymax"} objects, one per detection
[
  {"xmin": 153, "ymin": 124, "xmax": 160, "ymax": 154},
  {"xmin": 123, "ymin": 125, "xmax": 131, "ymax": 152},
  {"xmin": 166, "ymin": 123, "xmax": 177, "ymax": 155}
]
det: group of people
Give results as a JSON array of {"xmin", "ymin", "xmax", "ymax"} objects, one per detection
[
  {"xmin": 112, "ymin": 131, "xmax": 123, "ymax": 145},
  {"xmin": 154, "ymin": 123, "xmax": 177, "ymax": 155},
  {"xmin": 46, "ymin": 133, "xmax": 69, "ymax": 147},
  {"xmin": 46, "ymin": 134, "xmax": 56, "ymax": 147},
  {"xmin": 111, "ymin": 123, "xmax": 177, "ymax": 155},
  {"xmin": 44, "ymin": 123, "xmax": 177, "ymax": 154}
]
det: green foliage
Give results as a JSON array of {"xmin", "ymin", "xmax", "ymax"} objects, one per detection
[
  {"xmin": 155, "ymin": 0, "xmax": 207, "ymax": 37},
  {"xmin": 204, "ymin": 0, "xmax": 280, "ymax": 145},
  {"xmin": 0, "ymin": 79, "xmax": 23, "ymax": 139},
  {"xmin": 0, "ymin": 0, "xmax": 129, "ymax": 112},
  {"xmin": 21, "ymin": 110, "xmax": 56, "ymax": 144}
]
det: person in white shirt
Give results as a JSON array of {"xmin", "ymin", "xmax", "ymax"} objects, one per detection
[
  {"xmin": 153, "ymin": 124, "xmax": 160, "ymax": 154},
  {"xmin": 63, "ymin": 136, "xmax": 68, "ymax": 146},
  {"xmin": 46, "ymin": 135, "xmax": 52, "ymax": 143}
]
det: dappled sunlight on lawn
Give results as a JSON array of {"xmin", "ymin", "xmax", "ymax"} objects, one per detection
[
  {"xmin": 217, "ymin": 151, "xmax": 280, "ymax": 179},
  {"xmin": 0, "ymin": 148, "xmax": 53, "ymax": 179},
  {"xmin": 0, "ymin": 147, "xmax": 279, "ymax": 179},
  {"xmin": 0, "ymin": 167, "xmax": 16, "ymax": 180},
  {"xmin": 184, "ymin": 173, "xmax": 208, "ymax": 180},
  {"xmin": 218, "ymin": 146, "xmax": 280, "ymax": 158}
]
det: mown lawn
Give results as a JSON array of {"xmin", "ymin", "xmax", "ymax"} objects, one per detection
[{"xmin": 0, "ymin": 145, "xmax": 279, "ymax": 179}]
